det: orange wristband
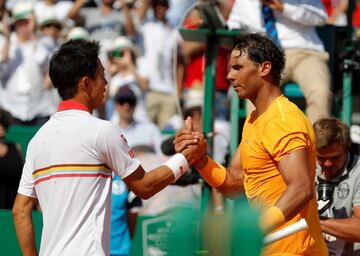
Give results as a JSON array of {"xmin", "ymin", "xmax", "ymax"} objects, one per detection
[
  {"xmin": 196, "ymin": 156, "xmax": 227, "ymax": 188},
  {"xmin": 260, "ymin": 206, "xmax": 285, "ymax": 235}
]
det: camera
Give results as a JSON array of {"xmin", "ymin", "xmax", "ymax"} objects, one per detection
[{"xmin": 317, "ymin": 180, "xmax": 334, "ymax": 215}]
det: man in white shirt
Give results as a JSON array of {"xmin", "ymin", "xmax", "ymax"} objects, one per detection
[
  {"xmin": 0, "ymin": 2, "xmax": 54, "ymax": 125},
  {"xmin": 227, "ymin": 0, "xmax": 331, "ymax": 123},
  {"xmin": 137, "ymin": 0, "xmax": 182, "ymax": 129},
  {"xmin": 113, "ymin": 85, "xmax": 163, "ymax": 155},
  {"xmin": 12, "ymin": 40, "xmax": 203, "ymax": 256}
]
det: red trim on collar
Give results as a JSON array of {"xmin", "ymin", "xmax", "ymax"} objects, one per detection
[{"xmin": 57, "ymin": 100, "xmax": 91, "ymax": 113}]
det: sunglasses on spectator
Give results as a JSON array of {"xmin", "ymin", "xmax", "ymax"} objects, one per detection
[
  {"xmin": 117, "ymin": 98, "xmax": 136, "ymax": 106},
  {"xmin": 42, "ymin": 23, "xmax": 62, "ymax": 30},
  {"xmin": 111, "ymin": 50, "xmax": 124, "ymax": 58}
]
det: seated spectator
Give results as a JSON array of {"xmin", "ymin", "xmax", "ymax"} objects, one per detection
[
  {"xmin": 314, "ymin": 118, "xmax": 360, "ymax": 255},
  {"xmin": 113, "ymin": 85, "xmax": 163, "ymax": 155},
  {"xmin": 0, "ymin": 109, "xmax": 23, "ymax": 209}
]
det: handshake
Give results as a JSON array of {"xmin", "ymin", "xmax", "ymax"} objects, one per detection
[
  {"xmin": 171, "ymin": 116, "xmax": 227, "ymax": 189},
  {"xmin": 173, "ymin": 117, "xmax": 208, "ymax": 168}
]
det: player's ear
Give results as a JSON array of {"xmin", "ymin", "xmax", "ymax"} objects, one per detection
[
  {"xmin": 259, "ymin": 61, "xmax": 272, "ymax": 77},
  {"xmin": 78, "ymin": 76, "xmax": 90, "ymax": 92}
]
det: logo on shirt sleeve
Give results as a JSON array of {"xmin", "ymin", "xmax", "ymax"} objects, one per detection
[
  {"xmin": 120, "ymin": 134, "xmax": 128, "ymax": 144},
  {"xmin": 128, "ymin": 149, "xmax": 135, "ymax": 159}
]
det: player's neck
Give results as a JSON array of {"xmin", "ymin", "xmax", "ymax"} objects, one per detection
[{"xmin": 253, "ymin": 85, "xmax": 282, "ymax": 116}]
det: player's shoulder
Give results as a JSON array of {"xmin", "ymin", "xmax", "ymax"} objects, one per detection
[{"xmin": 95, "ymin": 118, "xmax": 122, "ymax": 137}]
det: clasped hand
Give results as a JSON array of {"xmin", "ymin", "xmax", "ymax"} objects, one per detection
[{"xmin": 173, "ymin": 117, "xmax": 207, "ymax": 165}]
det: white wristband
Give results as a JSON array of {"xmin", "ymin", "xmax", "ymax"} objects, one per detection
[{"xmin": 163, "ymin": 153, "xmax": 189, "ymax": 181}]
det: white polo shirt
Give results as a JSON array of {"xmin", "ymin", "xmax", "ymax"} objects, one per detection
[{"xmin": 18, "ymin": 100, "xmax": 140, "ymax": 256}]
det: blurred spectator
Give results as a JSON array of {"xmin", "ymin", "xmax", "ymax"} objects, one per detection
[
  {"xmin": 181, "ymin": 6, "xmax": 230, "ymax": 121},
  {"xmin": 110, "ymin": 174, "xmax": 141, "ymax": 256},
  {"xmin": 137, "ymin": 0, "xmax": 183, "ymax": 129},
  {"xmin": 0, "ymin": 0, "xmax": 10, "ymax": 32},
  {"xmin": 0, "ymin": 1, "xmax": 54, "ymax": 126},
  {"xmin": 167, "ymin": 0, "xmax": 196, "ymax": 28},
  {"xmin": 37, "ymin": 9, "xmax": 64, "ymax": 53},
  {"xmin": 322, "ymin": 0, "xmax": 348, "ymax": 26},
  {"xmin": 113, "ymin": 85, "xmax": 163, "ymax": 155},
  {"xmin": 0, "ymin": 109, "xmax": 23, "ymax": 209},
  {"xmin": 314, "ymin": 118, "xmax": 360, "ymax": 255},
  {"xmin": 37, "ymin": 10, "xmax": 64, "ymax": 113},
  {"xmin": 34, "ymin": 0, "xmax": 75, "ymax": 28},
  {"xmin": 353, "ymin": 0, "xmax": 360, "ymax": 38},
  {"xmin": 71, "ymin": 0, "xmax": 137, "ymax": 61},
  {"xmin": 107, "ymin": 36, "xmax": 149, "ymax": 122},
  {"xmin": 227, "ymin": 0, "xmax": 331, "ymax": 123},
  {"xmin": 69, "ymin": 0, "xmax": 138, "ymax": 120}
]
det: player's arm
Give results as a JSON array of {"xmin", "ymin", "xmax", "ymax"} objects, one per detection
[
  {"xmin": 123, "ymin": 164, "xmax": 178, "ymax": 199},
  {"xmin": 123, "ymin": 124, "xmax": 206, "ymax": 199},
  {"xmin": 260, "ymin": 148, "xmax": 314, "ymax": 234},
  {"xmin": 123, "ymin": 149, "xmax": 204, "ymax": 199},
  {"xmin": 320, "ymin": 205, "xmax": 360, "ymax": 242},
  {"xmin": 12, "ymin": 193, "xmax": 38, "ymax": 256},
  {"xmin": 192, "ymin": 145, "xmax": 245, "ymax": 199},
  {"xmin": 174, "ymin": 120, "xmax": 245, "ymax": 198}
]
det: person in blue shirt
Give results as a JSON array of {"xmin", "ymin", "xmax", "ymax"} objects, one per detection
[{"xmin": 110, "ymin": 175, "xmax": 141, "ymax": 256}]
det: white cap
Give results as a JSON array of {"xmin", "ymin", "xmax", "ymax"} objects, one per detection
[
  {"xmin": 183, "ymin": 89, "xmax": 203, "ymax": 110},
  {"xmin": 12, "ymin": 1, "xmax": 33, "ymax": 23},
  {"xmin": 37, "ymin": 9, "xmax": 62, "ymax": 27},
  {"xmin": 66, "ymin": 27, "xmax": 89, "ymax": 41},
  {"xmin": 112, "ymin": 36, "xmax": 140, "ymax": 56}
]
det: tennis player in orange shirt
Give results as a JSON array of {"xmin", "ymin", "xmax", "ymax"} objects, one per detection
[{"xmin": 174, "ymin": 33, "xmax": 328, "ymax": 255}]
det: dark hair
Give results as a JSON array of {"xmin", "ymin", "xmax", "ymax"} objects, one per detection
[
  {"xmin": 233, "ymin": 33, "xmax": 285, "ymax": 85},
  {"xmin": 313, "ymin": 118, "xmax": 351, "ymax": 149},
  {"xmin": 114, "ymin": 85, "xmax": 137, "ymax": 106},
  {"xmin": 49, "ymin": 40, "xmax": 100, "ymax": 100},
  {"xmin": 151, "ymin": 0, "xmax": 169, "ymax": 7}
]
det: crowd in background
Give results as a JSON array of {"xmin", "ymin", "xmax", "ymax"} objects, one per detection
[{"xmin": 1, "ymin": 0, "xmax": 360, "ymax": 255}]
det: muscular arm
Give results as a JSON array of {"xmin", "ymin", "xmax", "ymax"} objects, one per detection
[
  {"xmin": 12, "ymin": 193, "xmax": 38, "ymax": 256},
  {"xmin": 320, "ymin": 205, "xmax": 360, "ymax": 242},
  {"xmin": 217, "ymin": 146, "xmax": 245, "ymax": 198},
  {"xmin": 174, "ymin": 118, "xmax": 244, "ymax": 198},
  {"xmin": 275, "ymin": 148, "xmax": 314, "ymax": 220}
]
